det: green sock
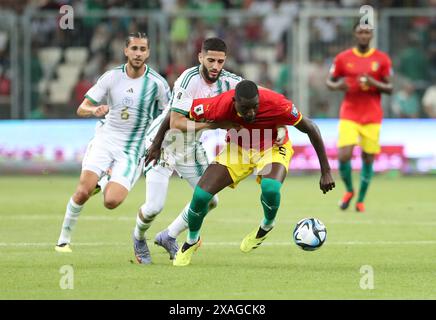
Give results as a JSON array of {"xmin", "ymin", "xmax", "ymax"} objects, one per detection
[
  {"xmin": 259, "ymin": 178, "xmax": 282, "ymax": 233},
  {"xmin": 339, "ymin": 161, "xmax": 354, "ymax": 192},
  {"xmin": 187, "ymin": 186, "xmax": 213, "ymax": 244},
  {"xmin": 358, "ymin": 162, "xmax": 374, "ymax": 203}
]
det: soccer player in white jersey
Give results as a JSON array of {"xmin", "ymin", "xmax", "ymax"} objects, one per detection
[
  {"xmin": 55, "ymin": 33, "xmax": 171, "ymax": 253},
  {"xmin": 132, "ymin": 38, "xmax": 243, "ymax": 264}
]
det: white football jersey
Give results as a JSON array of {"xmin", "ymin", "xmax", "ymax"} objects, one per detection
[
  {"xmin": 86, "ymin": 64, "xmax": 171, "ymax": 157},
  {"xmin": 155, "ymin": 66, "xmax": 243, "ymax": 158},
  {"xmin": 170, "ymin": 65, "xmax": 242, "ymax": 115}
]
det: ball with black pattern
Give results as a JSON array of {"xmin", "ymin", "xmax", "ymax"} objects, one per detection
[{"xmin": 293, "ymin": 218, "xmax": 327, "ymax": 251}]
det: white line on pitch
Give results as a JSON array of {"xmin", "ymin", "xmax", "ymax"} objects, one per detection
[
  {"xmin": 1, "ymin": 240, "xmax": 436, "ymax": 247},
  {"xmin": 2, "ymin": 215, "xmax": 436, "ymax": 226}
]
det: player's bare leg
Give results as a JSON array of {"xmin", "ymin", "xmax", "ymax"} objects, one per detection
[
  {"xmin": 197, "ymin": 163, "xmax": 234, "ymax": 194},
  {"xmin": 338, "ymin": 145, "xmax": 355, "ymax": 210},
  {"xmin": 356, "ymin": 151, "xmax": 375, "ymax": 212},
  {"xmin": 241, "ymin": 163, "xmax": 286, "ymax": 253},
  {"xmin": 103, "ymin": 182, "xmax": 128, "ymax": 209},
  {"xmin": 73, "ymin": 170, "xmax": 101, "ymax": 204},
  {"xmin": 56, "ymin": 170, "xmax": 100, "ymax": 252}
]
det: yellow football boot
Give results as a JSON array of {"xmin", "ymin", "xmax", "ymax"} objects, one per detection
[
  {"xmin": 173, "ymin": 239, "xmax": 201, "ymax": 267},
  {"xmin": 240, "ymin": 228, "xmax": 268, "ymax": 253},
  {"xmin": 55, "ymin": 243, "xmax": 72, "ymax": 253}
]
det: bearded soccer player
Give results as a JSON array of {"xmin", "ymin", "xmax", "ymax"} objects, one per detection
[
  {"xmin": 169, "ymin": 80, "xmax": 335, "ymax": 266},
  {"xmin": 326, "ymin": 22, "xmax": 393, "ymax": 213},
  {"xmin": 131, "ymin": 38, "xmax": 243, "ymax": 264}
]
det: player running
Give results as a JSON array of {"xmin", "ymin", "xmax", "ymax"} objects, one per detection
[
  {"xmin": 55, "ymin": 33, "xmax": 171, "ymax": 253},
  {"xmin": 131, "ymin": 38, "xmax": 244, "ymax": 264},
  {"xmin": 169, "ymin": 80, "xmax": 335, "ymax": 266},
  {"xmin": 326, "ymin": 22, "xmax": 393, "ymax": 213}
]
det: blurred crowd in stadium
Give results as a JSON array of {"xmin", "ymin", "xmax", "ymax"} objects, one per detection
[{"xmin": 0, "ymin": 0, "xmax": 435, "ymax": 119}]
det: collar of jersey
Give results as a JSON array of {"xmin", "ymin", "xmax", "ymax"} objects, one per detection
[
  {"xmin": 352, "ymin": 47, "xmax": 376, "ymax": 58},
  {"xmin": 124, "ymin": 64, "xmax": 148, "ymax": 79}
]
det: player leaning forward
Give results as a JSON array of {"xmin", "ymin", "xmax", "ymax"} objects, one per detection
[
  {"xmin": 131, "ymin": 38, "xmax": 244, "ymax": 264},
  {"xmin": 55, "ymin": 33, "xmax": 171, "ymax": 253},
  {"xmin": 171, "ymin": 80, "xmax": 336, "ymax": 266}
]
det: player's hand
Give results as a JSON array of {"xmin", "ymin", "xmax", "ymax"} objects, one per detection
[
  {"xmin": 336, "ymin": 78, "xmax": 348, "ymax": 91},
  {"xmin": 359, "ymin": 74, "xmax": 375, "ymax": 91},
  {"xmin": 144, "ymin": 144, "xmax": 161, "ymax": 167},
  {"xmin": 359, "ymin": 74, "xmax": 368, "ymax": 84},
  {"xmin": 275, "ymin": 126, "xmax": 287, "ymax": 146},
  {"xmin": 92, "ymin": 105, "xmax": 109, "ymax": 117},
  {"xmin": 365, "ymin": 74, "xmax": 377, "ymax": 86},
  {"xmin": 360, "ymin": 73, "xmax": 377, "ymax": 86},
  {"xmin": 319, "ymin": 171, "xmax": 335, "ymax": 194}
]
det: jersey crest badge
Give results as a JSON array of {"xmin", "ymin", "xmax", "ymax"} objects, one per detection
[
  {"xmin": 371, "ymin": 61, "xmax": 379, "ymax": 71},
  {"xmin": 122, "ymin": 96, "xmax": 133, "ymax": 107}
]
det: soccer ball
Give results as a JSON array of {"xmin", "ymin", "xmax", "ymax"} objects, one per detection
[{"xmin": 293, "ymin": 218, "xmax": 327, "ymax": 251}]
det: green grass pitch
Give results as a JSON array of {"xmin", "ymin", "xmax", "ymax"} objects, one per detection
[{"xmin": 0, "ymin": 174, "xmax": 435, "ymax": 299}]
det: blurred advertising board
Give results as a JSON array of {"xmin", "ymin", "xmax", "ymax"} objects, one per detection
[{"xmin": 1, "ymin": 119, "xmax": 435, "ymax": 174}]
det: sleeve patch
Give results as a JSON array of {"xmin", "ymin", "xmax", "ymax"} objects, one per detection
[
  {"xmin": 329, "ymin": 64, "xmax": 335, "ymax": 74},
  {"xmin": 193, "ymin": 104, "xmax": 204, "ymax": 116},
  {"xmin": 291, "ymin": 104, "xmax": 299, "ymax": 118}
]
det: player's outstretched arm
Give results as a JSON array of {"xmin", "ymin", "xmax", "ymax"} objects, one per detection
[
  {"xmin": 170, "ymin": 111, "xmax": 221, "ymax": 132},
  {"xmin": 295, "ymin": 117, "xmax": 335, "ymax": 194},
  {"xmin": 76, "ymin": 98, "xmax": 109, "ymax": 118}
]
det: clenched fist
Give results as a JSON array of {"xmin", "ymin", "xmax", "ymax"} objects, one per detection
[{"xmin": 92, "ymin": 105, "xmax": 109, "ymax": 117}]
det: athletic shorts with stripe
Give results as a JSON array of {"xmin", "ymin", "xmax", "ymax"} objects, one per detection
[{"xmin": 82, "ymin": 135, "xmax": 143, "ymax": 191}]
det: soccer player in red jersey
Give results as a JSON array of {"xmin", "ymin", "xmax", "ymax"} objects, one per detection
[
  {"xmin": 169, "ymin": 80, "xmax": 335, "ymax": 266},
  {"xmin": 326, "ymin": 22, "xmax": 393, "ymax": 213}
]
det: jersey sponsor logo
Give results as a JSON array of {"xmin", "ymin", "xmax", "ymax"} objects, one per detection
[
  {"xmin": 193, "ymin": 104, "xmax": 204, "ymax": 116},
  {"xmin": 346, "ymin": 62, "xmax": 354, "ymax": 69},
  {"xmin": 126, "ymin": 88, "xmax": 134, "ymax": 93},
  {"xmin": 122, "ymin": 96, "xmax": 134, "ymax": 107},
  {"xmin": 371, "ymin": 61, "xmax": 379, "ymax": 72},
  {"xmin": 177, "ymin": 92, "xmax": 183, "ymax": 100}
]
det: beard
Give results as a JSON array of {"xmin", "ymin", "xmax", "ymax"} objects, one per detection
[
  {"xmin": 201, "ymin": 65, "xmax": 221, "ymax": 83},
  {"xmin": 129, "ymin": 58, "xmax": 145, "ymax": 70}
]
